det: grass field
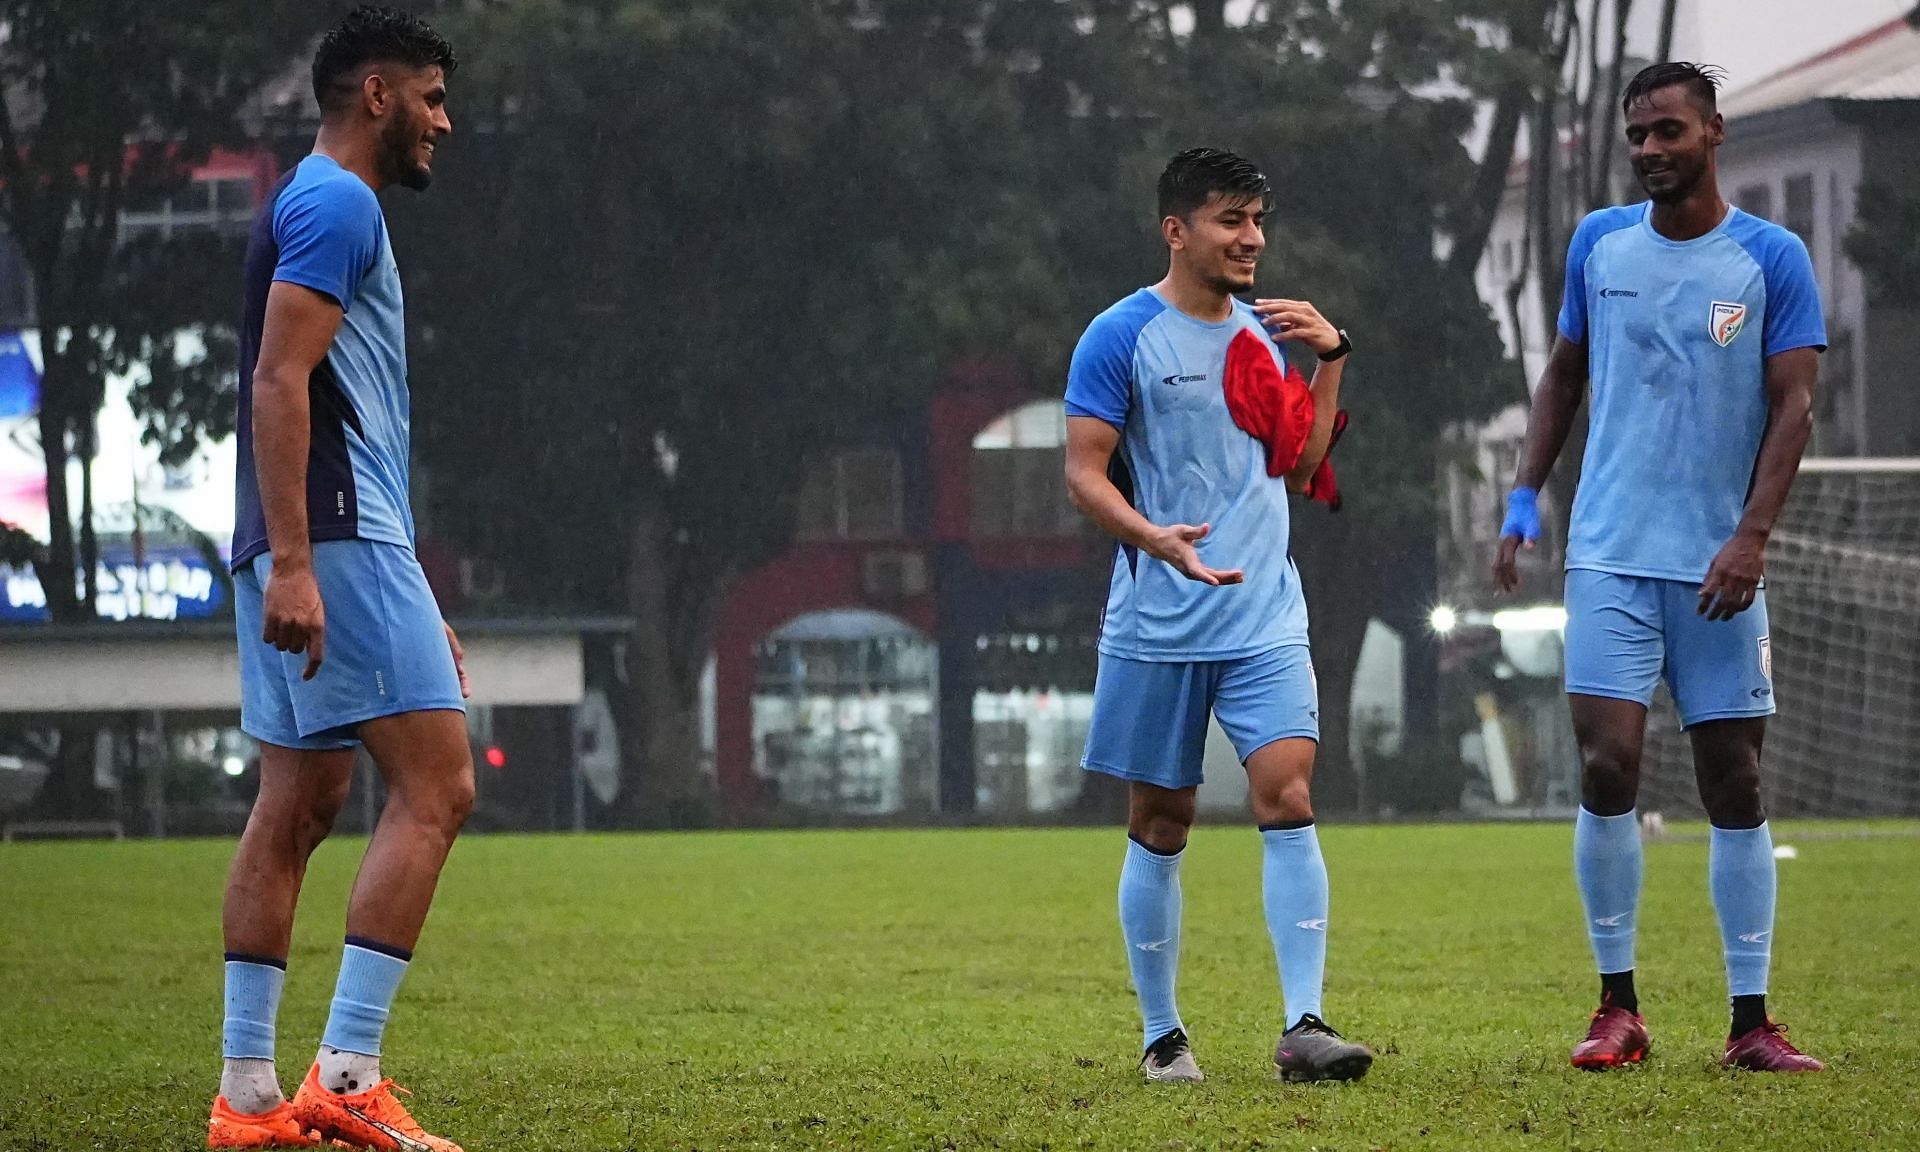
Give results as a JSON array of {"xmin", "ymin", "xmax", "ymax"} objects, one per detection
[{"xmin": 2, "ymin": 823, "xmax": 1917, "ymax": 1151}]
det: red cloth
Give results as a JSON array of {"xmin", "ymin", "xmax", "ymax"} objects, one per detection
[{"xmin": 1220, "ymin": 327, "xmax": 1346, "ymax": 510}]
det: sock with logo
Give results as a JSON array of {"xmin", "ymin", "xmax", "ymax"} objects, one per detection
[
  {"xmin": 1710, "ymin": 822, "xmax": 1776, "ymax": 1016},
  {"xmin": 1575, "ymin": 806, "xmax": 1641, "ymax": 985},
  {"xmin": 316, "ymin": 937, "xmax": 411, "ymax": 1094},
  {"xmin": 1260, "ymin": 820, "xmax": 1328, "ymax": 1029},
  {"xmin": 1118, "ymin": 836, "xmax": 1185, "ymax": 1050},
  {"xmin": 221, "ymin": 954, "xmax": 287, "ymax": 1114}
]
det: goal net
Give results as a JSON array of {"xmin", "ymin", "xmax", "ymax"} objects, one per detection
[{"xmin": 1639, "ymin": 458, "xmax": 1920, "ymax": 818}]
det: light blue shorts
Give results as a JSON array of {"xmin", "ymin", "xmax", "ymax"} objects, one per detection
[
  {"xmin": 1081, "ymin": 644, "xmax": 1318, "ymax": 791},
  {"xmin": 234, "ymin": 539, "xmax": 465, "ymax": 750},
  {"xmin": 1563, "ymin": 568, "xmax": 1775, "ymax": 729}
]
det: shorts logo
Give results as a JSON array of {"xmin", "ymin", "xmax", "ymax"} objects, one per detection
[
  {"xmin": 1757, "ymin": 636, "xmax": 1772, "ymax": 681},
  {"xmin": 375, "ymin": 670, "xmax": 387, "ymax": 697},
  {"xmin": 1710, "ymin": 301, "xmax": 1748, "ymax": 348}
]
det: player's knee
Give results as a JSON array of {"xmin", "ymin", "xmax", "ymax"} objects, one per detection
[
  {"xmin": 436, "ymin": 765, "xmax": 477, "ymax": 834},
  {"xmin": 1250, "ymin": 775, "xmax": 1313, "ymax": 825},
  {"xmin": 1579, "ymin": 743, "xmax": 1640, "ymax": 815},
  {"xmin": 1128, "ymin": 808, "xmax": 1192, "ymax": 855},
  {"xmin": 389, "ymin": 762, "xmax": 475, "ymax": 837},
  {"xmin": 297, "ymin": 773, "xmax": 353, "ymax": 851},
  {"xmin": 1701, "ymin": 762, "xmax": 1765, "ymax": 828}
]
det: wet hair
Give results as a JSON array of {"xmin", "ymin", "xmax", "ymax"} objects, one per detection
[
  {"xmin": 312, "ymin": 5, "xmax": 457, "ymax": 116},
  {"xmin": 1621, "ymin": 61, "xmax": 1726, "ymax": 118},
  {"xmin": 1157, "ymin": 148, "xmax": 1271, "ymax": 221}
]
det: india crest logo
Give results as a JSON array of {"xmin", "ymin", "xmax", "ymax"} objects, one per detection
[{"xmin": 1710, "ymin": 301, "xmax": 1748, "ymax": 348}]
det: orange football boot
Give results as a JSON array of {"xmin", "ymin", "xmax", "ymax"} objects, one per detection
[
  {"xmin": 208, "ymin": 1097, "xmax": 319, "ymax": 1148},
  {"xmin": 289, "ymin": 1062, "xmax": 462, "ymax": 1152}
]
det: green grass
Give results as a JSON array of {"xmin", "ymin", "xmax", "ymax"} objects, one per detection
[{"xmin": 2, "ymin": 823, "xmax": 1917, "ymax": 1150}]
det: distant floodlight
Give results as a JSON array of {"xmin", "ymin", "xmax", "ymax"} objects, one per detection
[
  {"xmin": 1429, "ymin": 605, "xmax": 1459, "ymax": 635},
  {"xmin": 222, "ymin": 756, "xmax": 245, "ymax": 778}
]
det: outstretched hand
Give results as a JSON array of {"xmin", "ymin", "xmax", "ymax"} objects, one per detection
[{"xmin": 1149, "ymin": 522, "xmax": 1244, "ymax": 586}]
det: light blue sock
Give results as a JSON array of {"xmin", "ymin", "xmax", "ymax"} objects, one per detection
[
  {"xmin": 1118, "ymin": 838, "xmax": 1184, "ymax": 1049},
  {"xmin": 1710, "ymin": 823, "xmax": 1776, "ymax": 998},
  {"xmin": 1574, "ymin": 807, "xmax": 1642, "ymax": 976},
  {"xmin": 222, "ymin": 956, "xmax": 287, "ymax": 1060},
  {"xmin": 319, "ymin": 938, "xmax": 411, "ymax": 1057},
  {"xmin": 1260, "ymin": 823, "xmax": 1328, "ymax": 1029}
]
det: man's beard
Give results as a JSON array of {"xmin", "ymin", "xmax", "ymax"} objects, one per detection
[
  {"xmin": 1208, "ymin": 257, "xmax": 1256, "ymax": 296},
  {"xmin": 1638, "ymin": 162, "xmax": 1700, "ymax": 205},
  {"xmin": 380, "ymin": 113, "xmax": 433, "ymax": 191}
]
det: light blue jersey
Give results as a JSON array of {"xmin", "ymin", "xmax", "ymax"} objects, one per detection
[
  {"xmin": 1065, "ymin": 288, "xmax": 1308, "ymax": 661},
  {"xmin": 235, "ymin": 154, "xmax": 416, "ymax": 571},
  {"xmin": 1558, "ymin": 203, "xmax": 1826, "ymax": 582}
]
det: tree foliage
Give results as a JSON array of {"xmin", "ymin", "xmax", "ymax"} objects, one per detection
[
  {"xmin": 396, "ymin": 0, "xmax": 1553, "ymax": 816},
  {"xmin": 0, "ymin": 0, "xmax": 308, "ymax": 621}
]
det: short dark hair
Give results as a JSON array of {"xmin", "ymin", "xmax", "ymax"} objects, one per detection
[
  {"xmin": 1157, "ymin": 148, "xmax": 1271, "ymax": 222},
  {"xmin": 312, "ymin": 5, "xmax": 457, "ymax": 116},
  {"xmin": 1621, "ymin": 61, "xmax": 1726, "ymax": 118}
]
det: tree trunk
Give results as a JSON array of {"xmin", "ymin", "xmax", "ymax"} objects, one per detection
[
  {"xmin": 79, "ymin": 414, "xmax": 98, "ymax": 612},
  {"xmin": 1448, "ymin": 0, "xmax": 1560, "ymax": 280},
  {"xmin": 1654, "ymin": 0, "xmax": 1679, "ymax": 64},
  {"xmin": 26, "ymin": 722, "xmax": 111, "ymax": 821},
  {"xmin": 34, "ymin": 362, "xmax": 80, "ymax": 623},
  {"xmin": 1372, "ymin": 514, "xmax": 1455, "ymax": 813},
  {"xmin": 1590, "ymin": 0, "xmax": 1633, "ymax": 211},
  {"xmin": 613, "ymin": 490, "xmax": 715, "ymax": 827},
  {"xmin": 1293, "ymin": 508, "xmax": 1369, "ymax": 814}
]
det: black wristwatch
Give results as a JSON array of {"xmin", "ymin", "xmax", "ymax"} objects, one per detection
[{"xmin": 1317, "ymin": 329, "xmax": 1353, "ymax": 363}]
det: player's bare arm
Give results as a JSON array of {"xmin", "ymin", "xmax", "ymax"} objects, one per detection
[
  {"xmin": 1697, "ymin": 346, "xmax": 1818, "ymax": 621},
  {"xmin": 1494, "ymin": 334, "xmax": 1591, "ymax": 593},
  {"xmin": 1251, "ymin": 298, "xmax": 1346, "ymax": 491},
  {"xmin": 1064, "ymin": 415, "xmax": 1245, "ymax": 586},
  {"xmin": 254, "ymin": 281, "xmax": 345, "ymax": 679}
]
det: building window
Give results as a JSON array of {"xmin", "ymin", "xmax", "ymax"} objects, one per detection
[
  {"xmin": 795, "ymin": 448, "xmax": 903, "ymax": 541},
  {"xmin": 752, "ymin": 611, "xmax": 936, "ymax": 816},
  {"xmin": 972, "ymin": 400, "xmax": 1085, "ymax": 538},
  {"xmin": 1737, "ymin": 183, "xmax": 1773, "ymax": 221},
  {"xmin": 1784, "ymin": 173, "xmax": 1816, "ymax": 263}
]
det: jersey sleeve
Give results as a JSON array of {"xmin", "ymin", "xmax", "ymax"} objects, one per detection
[
  {"xmin": 1064, "ymin": 313, "xmax": 1137, "ymax": 428},
  {"xmin": 1759, "ymin": 231, "xmax": 1828, "ymax": 356},
  {"xmin": 271, "ymin": 175, "xmax": 382, "ymax": 311},
  {"xmin": 1555, "ymin": 213, "xmax": 1604, "ymax": 344}
]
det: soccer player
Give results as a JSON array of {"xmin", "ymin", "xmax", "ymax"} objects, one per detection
[
  {"xmin": 1064, "ymin": 148, "xmax": 1371, "ymax": 1085},
  {"xmin": 209, "ymin": 8, "xmax": 474, "ymax": 1149},
  {"xmin": 1495, "ymin": 63, "xmax": 1825, "ymax": 1073}
]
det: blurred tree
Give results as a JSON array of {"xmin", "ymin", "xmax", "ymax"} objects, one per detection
[
  {"xmin": 408, "ymin": 0, "xmax": 1562, "ymax": 819},
  {"xmin": 403, "ymin": 0, "xmax": 1068, "ymax": 822},
  {"xmin": 0, "ymin": 0, "xmax": 308, "ymax": 623},
  {"xmin": 0, "ymin": 0, "xmax": 309, "ymax": 817}
]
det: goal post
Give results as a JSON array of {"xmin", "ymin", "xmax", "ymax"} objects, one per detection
[{"xmin": 1638, "ymin": 457, "xmax": 1920, "ymax": 818}]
